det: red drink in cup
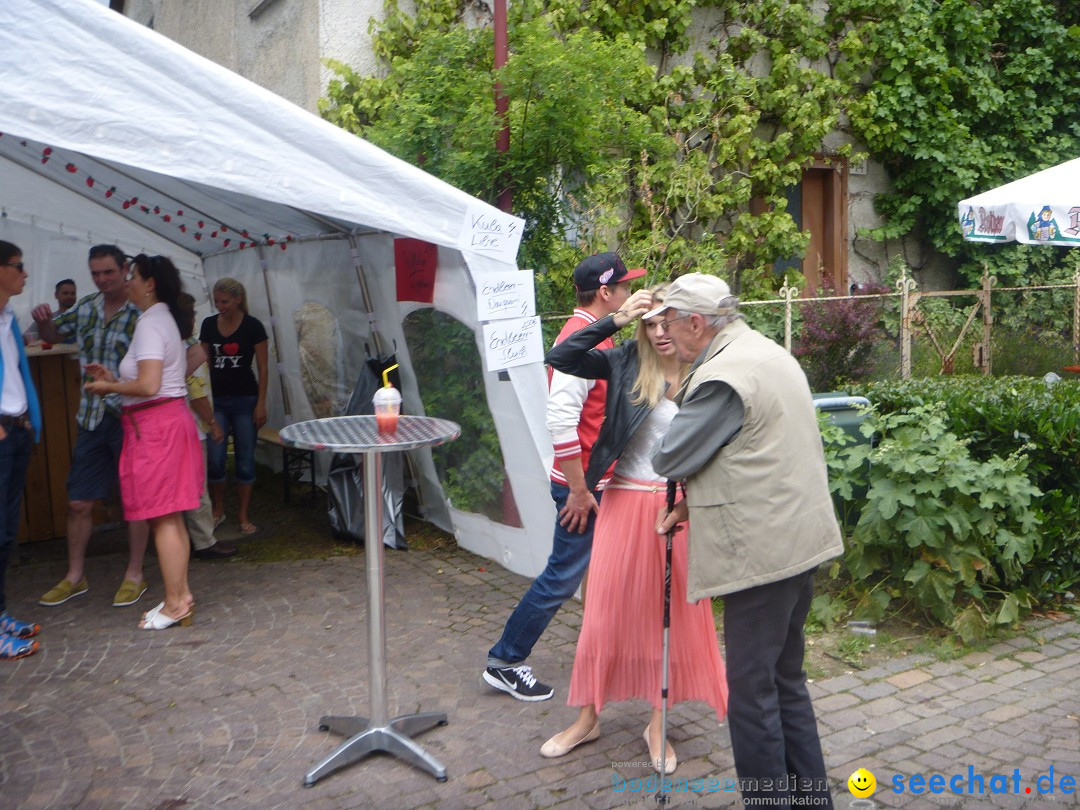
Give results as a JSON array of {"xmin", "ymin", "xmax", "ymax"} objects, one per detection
[
  {"xmin": 375, "ymin": 410, "xmax": 399, "ymax": 433},
  {"xmin": 373, "ymin": 373, "xmax": 402, "ymax": 434}
]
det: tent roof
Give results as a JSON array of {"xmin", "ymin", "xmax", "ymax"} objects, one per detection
[
  {"xmin": 958, "ymin": 157, "xmax": 1080, "ymax": 246},
  {"xmin": 0, "ymin": 0, "xmax": 515, "ymax": 265}
]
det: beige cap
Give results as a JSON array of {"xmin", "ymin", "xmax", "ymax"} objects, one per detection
[{"xmin": 643, "ymin": 273, "xmax": 736, "ymax": 319}]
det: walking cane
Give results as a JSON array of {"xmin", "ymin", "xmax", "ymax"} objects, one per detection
[{"xmin": 655, "ymin": 478, "xmax": 677, "ymax": 806}]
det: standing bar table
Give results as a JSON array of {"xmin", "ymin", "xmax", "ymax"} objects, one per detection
[{"xmin": 279, "ymin": 415, "xmax": 460, "ymax": 787}]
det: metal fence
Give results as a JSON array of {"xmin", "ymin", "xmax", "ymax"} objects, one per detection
[{"xmin": 741, "ymin": 267, "xmax": 1080, "ymax": 378}]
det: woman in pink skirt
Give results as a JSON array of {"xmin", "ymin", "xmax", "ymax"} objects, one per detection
[
  {"xmin": 540, "ymin": 283, "xmax": 728, "ymax": 774},
  {"xmin": 86, "ymin": 254, "xmax": 203, "ymax": 630}
]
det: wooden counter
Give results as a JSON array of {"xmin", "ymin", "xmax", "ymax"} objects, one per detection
[{"xmin": 17, "ymin": 343, "xmax": 81, "ymax": 543}]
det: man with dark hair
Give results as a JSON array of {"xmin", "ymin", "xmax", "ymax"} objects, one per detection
[
  {"xmin": 482, "ymin": 252, "xmax": 646, "ymax": 700},
  {"xmin": 54, "ymin": 279, "xmax": 77, "ymax": 313},
  {"xmin": 0, "ymin": 240, "xmax": 43, "ymax": 659},
  {"xmin": 22, "ymin": 279, "xmax": 78, "ymax": 344},
  {"xmin": 650, "ymin": 273, "xmax": 841, "ymax": 809},
  {"xmin": 32, "ymin": 244, "xmax": 150, "ymax": 609}
]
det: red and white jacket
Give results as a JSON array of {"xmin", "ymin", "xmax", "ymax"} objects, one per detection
[{"xmin": 546, "ymin": 308, "xmax": 613, "ymax": 489}]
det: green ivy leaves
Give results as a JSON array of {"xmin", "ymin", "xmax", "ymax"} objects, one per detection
[{"xmin": 848, "ymin": 0, "xmax": 1080, "ymax": 285}]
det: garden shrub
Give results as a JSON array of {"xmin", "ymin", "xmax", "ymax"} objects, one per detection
[
  {"xmin": 794, "ymin": 282, "xmax": 884, "ymax": 391},
  {"xmin": 823, "ymin": 376, "xmax": 1080, "ymax": 640},
  {"xmin": 852, "ymin": 376, "xmax": 1080, "ymax": 603}
]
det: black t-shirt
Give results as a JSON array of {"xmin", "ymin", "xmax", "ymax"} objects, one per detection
[{"xmin": 199, "ymin": 313, "xmax": 269, "ymax": 397}]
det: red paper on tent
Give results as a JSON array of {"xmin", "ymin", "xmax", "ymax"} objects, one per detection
[{"xmin": 394, "ymin": 238, "xmax": 438, "ymax": 303}]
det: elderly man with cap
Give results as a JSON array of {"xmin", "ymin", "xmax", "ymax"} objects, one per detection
[
  {"xmin": 650, "ymin": 273, "xmax": 842, "ymax": 809},
  {"xmin": 482, "ymin": 252, "xmax": 648, "ymax": 701}
]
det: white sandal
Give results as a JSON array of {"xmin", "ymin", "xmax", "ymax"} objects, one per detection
[{"xmin": 139, "ymin": 604, "xmax": 193, "ymax": 630}]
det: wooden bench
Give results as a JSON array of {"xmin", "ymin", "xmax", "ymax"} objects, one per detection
[{"xmin": 257, "ymin": 426, "xmax": 317, "ymax": 504}]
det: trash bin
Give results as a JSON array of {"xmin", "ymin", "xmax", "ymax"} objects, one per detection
[
  {"xmin": 813, "ymin": 392, "xmax": 872, "ymax": 528},
  {"xmin": 813, "ymin": 392, "xmax": 871, "ymax": 446}
]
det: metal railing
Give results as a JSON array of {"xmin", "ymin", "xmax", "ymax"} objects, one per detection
[{"xmin": 741, "ymin": 267, "xmax": 1080, "ymax": 378}]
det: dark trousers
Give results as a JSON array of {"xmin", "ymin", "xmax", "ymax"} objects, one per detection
[
  {"xmin": 723, "ymin": 568, "xmax": 833, "ymax": 809},
  {"xmin": 0, "ymin": 423, "xmax": 33, "ymax": 614}
]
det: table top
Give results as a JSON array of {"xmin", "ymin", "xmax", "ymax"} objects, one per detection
[{"xmin": 278, "ymin": 415, "xmax": 460, "ymax": 453}]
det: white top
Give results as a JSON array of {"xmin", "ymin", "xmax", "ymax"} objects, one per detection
[
  {"xmin": 613, "ymin": 398, "xmax": 677, "ymax": 483},
  {"xmin": 0, "ymin": 305, "xmax": 28, "ymax": 416},
  {"xmin": 119, "ymin": 303, "xmax": 187, "ymax": 406}
]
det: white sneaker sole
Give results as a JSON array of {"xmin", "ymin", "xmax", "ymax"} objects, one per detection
[
  {"xmin": 112, "ymin": 588, "xmax": 147, "ymax": 607},
  {"xmin": 39, "ymin": 586, "xmax": 88, "ymax": 607},
  {"xmin": 482, "ymin": 670, "xmax": 554, "ymax": 702}
]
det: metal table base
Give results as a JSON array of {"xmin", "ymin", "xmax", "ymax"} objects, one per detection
[
  {"xmin": 280, "ymin": 417, "xmax": 460, "ymax": 788},
  {"xmin": 304, "ymin": 710, "xmax": 448, "ymax": 785}
]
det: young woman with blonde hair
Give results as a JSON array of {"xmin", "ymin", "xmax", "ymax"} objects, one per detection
[
  {"xmin": 541, "ymin": 282, "xmax": 727, "ymax": 773},
  {"xmin": 198, "ymin": 278, "xmax": 268, "ymax": 535}
]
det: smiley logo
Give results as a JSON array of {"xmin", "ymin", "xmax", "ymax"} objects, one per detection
[{"xmin": 848, "ymin": 768, "xmax": 876, "ymax": 797}]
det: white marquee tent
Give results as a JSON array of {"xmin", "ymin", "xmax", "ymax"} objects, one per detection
[{"xmin": 0, "ymin": 0, "xmax": 556, "ymax": 578}]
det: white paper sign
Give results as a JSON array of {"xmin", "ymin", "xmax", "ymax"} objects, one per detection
[
  {"xmin": 458, "ymin": 203, "xmax": 525, "ymax": 263},
  {"xmin": 482, "ymin": 317, "xmax": 543, "ymax": 371},
  {"xmin": 476, "ymin": 271, "xmax": 536, "ymax": 321}
]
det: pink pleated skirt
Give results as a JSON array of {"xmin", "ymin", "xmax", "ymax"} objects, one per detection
[
  {"xmin": 567, "ymin": 481, "xmax": 728, "ymax": 719},
  {"xmin": 119, "ymin": 397, "xmax": 204, "ymax": 521}
]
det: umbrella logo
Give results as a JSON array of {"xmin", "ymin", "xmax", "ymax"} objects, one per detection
[
  {"xmin": 960, "ymin": 207, "xmax": 976, "ymax": 236},
  {"xmin": 1029, "ymin": 205, "xmax": 1059, "ymax": 241}
]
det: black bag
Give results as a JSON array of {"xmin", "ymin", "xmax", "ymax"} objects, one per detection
[{"xmin": 326, "ymin": 352, "xmax": 407, "ymax": 550}]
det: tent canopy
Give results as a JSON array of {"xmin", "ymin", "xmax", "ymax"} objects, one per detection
[
  {"xmin": 958, "ymin": 157, "xmax": 1080, "ymax": 246},
  {"xmin": 0, "ymin": 0, "xmax": 556, "ymax": 579}
]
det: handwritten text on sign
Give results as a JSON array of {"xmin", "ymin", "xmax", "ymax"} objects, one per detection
[
  {"xmin": 482, "ymin": 317, "xmax": 543, "ymax": 371},
  {"xmin": 477, "ymin": 271, "xmax": 536, "ymax": 321},
  {"xmin": 458, "ymin": 203, "xmax": 525, "ymax": 263}
]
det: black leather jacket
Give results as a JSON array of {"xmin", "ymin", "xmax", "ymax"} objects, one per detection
[{"xmin": 545, "ymin": 314, "xmax": 656, "ymax": 491}]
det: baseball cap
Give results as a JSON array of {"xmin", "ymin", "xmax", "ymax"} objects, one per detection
[
  {"xmin": 573, "ymin": 252, "xmax": 647, "ymax": 292},
  {"xmin": 643, "ymin": 273, "xmax": 736, "ymax": 319}
]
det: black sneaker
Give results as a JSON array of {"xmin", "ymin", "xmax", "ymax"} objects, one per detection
[{"xmin": 482, "ymin": 664, "xmax": 554, "ymax": 701}]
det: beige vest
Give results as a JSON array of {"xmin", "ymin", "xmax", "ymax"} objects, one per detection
[{"xmin": 680, "ymin": 319, "xmax": 843, "ymax": 600}]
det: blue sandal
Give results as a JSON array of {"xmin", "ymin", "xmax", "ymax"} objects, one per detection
[
  {"xmin": 0, "ymin": 633, "xmax": 38, "ymax": 660},
  {"xmin": 0, "ymin": 612, "xmax": 40, "ymax": 639}
]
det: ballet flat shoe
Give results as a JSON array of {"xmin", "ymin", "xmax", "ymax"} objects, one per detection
[
  {"xmin": 643, "ymin": 725, "xmax": 677, "ymax": 775},
  {"xmin": 540, "ymin": 720, "xmax": 600, "ymax": 758}
]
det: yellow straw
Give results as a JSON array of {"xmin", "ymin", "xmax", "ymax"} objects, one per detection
[{"xmin": 382, "ymin": 363, "xmax": 399, "ymax": 387}]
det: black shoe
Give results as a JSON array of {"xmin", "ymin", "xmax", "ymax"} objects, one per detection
[
  {"xmin": 482, "ymin": 664, "xmax": 554, "ymax": 701},
  {"xmin": 193, "ymin": 542, "xmax": 238, "ymax": 560}
]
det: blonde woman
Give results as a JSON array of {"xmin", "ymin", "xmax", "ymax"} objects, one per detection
[
  {"xmin": 198, "ymin": 278, "xmax": 268, "ymax": 535},
  {"xmin": 540, "ymin": 283, "xmax": 727, "ymax": 773}
]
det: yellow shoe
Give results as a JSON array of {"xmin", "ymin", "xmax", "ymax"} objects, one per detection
[
  {"xmin": 39, "ymin": 578, "xmax": 88, "ymax": 607},
  {"xmin": 112, "ymin": 579, "xmax": 147, "ymax": 607}
]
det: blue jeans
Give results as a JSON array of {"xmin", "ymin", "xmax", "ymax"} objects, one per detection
[
  {"xmin": 0, "ymin": 423, "xmax": 32, "ymax": 614},
  {"xmin": 488, "ymin": 482, "xmax": 601, "ymax": 666},
  {"xmin": 207, "ymin": 395, "xmax": 258, "ymax": 485}
]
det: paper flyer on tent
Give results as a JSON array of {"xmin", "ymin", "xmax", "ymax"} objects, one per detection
[
  {"xmin": 476, "ymin": 271, "xmax": 535, "ymax": 321},
  {"xmin": 458, "ymin": 203, "xmax": 525, "ymax": 263},
  {"xmin": 482, "ymin": 317, "xmax": 542, "ymax": 371}
]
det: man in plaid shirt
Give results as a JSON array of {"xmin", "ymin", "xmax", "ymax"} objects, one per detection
[{"xmin": 32, "ymin": 245, "xmax": 151, "ymax": 609}]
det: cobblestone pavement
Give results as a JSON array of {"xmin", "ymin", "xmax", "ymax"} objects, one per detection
[{"xmin": 2, "ymin": 534, "xmax": 1078, "ymax": 809}]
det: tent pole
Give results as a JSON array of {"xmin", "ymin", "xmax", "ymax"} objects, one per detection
[
  {"xmin": 348, "ymin": 236, "xmax": 385, "ymax": 358},
  {"xmin": 255, "ymin": 248, "xmax": 293, "ymax": 422}
]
